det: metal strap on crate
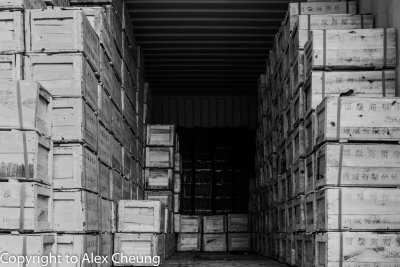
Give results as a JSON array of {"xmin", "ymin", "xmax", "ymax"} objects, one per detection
[{"xmin": 16, "ymin": 80, "xmax": 28, "ymax": 234}]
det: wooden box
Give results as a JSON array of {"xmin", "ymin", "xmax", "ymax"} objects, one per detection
[
  {"xmin": 0, "ymin": 0, "xmax": 46, "ymax": 10},
  {"xmin": 304, "ymin": 193, "xmax": 316, "ymax": 235},
  {"xmin": 100, "ymin": 48, "xmax": 121, "ymax": 110},
  {"xmin": 203, "ymin": 215, "xmax": 226, "ymax": 233},
  {"xmin": 144, "ymin": 190, "xmax": 173, "ymax": 211},
  {"xmin": 146, "ymin": 125, "xmax": 176, "ymax": 147},
  {"xmin": 305, "ymin": 28, "xmax": 396, "ymax": 75},
  {"xmin": 122, "ymin": 61, "xmax": 137, "ymax": 107},
  {"xmin": 44, "ymin": 0, "xmax": 70, "ymax": 6},
  {"xmin": 110, "ymin": 169, "xmax": 122, "ymax": 201},
  {"xmin": 25, "ymin": 53, "xmax": 98, "ymax": 112},
  {"xmin": 304, "ymin": 111, "xmax": 317, "ymax": 155},
  {"xmin": 290, "ymin": 51, "xmax": 305, "ymax": 94},
  {"xmin": 174, "ymin": 193, "xmax": 180, "ymax": 213},
  {"xmin": 53, "ymin": 144, "xmax": 98, "ymax": 193},
  {"xmin": 305, "ymin": 154, "xmax": 314, "ymax": 194},
  {"xmin": 51, "ymin": 98, "xmax": 98, "ymax": 152},
  {"xmin": 293, "ymin": 195, "xmax": 305, "ymax": 232},
  {"xmin": 315, "ymin": 232, "xmax": 400, "ymax": 266},
  {"xmin": 295, "ymin": 233, "xmax": 304, "ymax": 267},
  {"xmin": 293, "ymin": 122, "xmax": 306, "ymax": 162},
  {"xmin": 286, "ymin": 200, "xmax": 294, "ymax": 233},
  {"xmin": 286, "ymin": 134, "xmax": 293, "ymax": 170},
  {"xmin": 0, "ymin": 131, "xmax": 51, "ymax": 184},
  {"xmin": 122, "ymin": 148, "xmax": 130, "ymax": 179},
  {"xmin": 0, "ymin": 81, "xmax": 51, "ymax": 136},
  {"xmin": 100, "ymin": 198, "xmax": 115, "ymax": 233},
  {"xmin": 178, "ymin": 215, "xmax": 202, "ymax": 233},
  {"xmin": 99, "ymin": 163, "xmax": 111, "ymax": 200},
  {"xmin": 27, "ymin": 9, "xmax": 100, "ymax": 72},
  {"xmin": 0, "ymin": 233, "xmax": 57, "ymax": 267},
  {"xmin": 174, "ymin": 152, "xmax": 181, "ymax": 172},
  {"xmin": 303, "ymin": 234, "xmax": 314, "ymax": 267},
  {"xmin": 56, "ymin": 234, "xmax": 98, "ymax": 266},
  {"xmin": 315, "ymin": 143, "xmax": 400, "ymax": 188},
  {"xmin": 111, "ymin": 100, "xmax": 123, "ymax": 143},
  {"xmin": 122, "ymin": 36, "xmax": 135, "ymax": 79},
  {"xmin": 291, "ymin": 87, "xmax": 305, "ymax": 127},
  {"xmin": 304, "ymin": 70, "xmax": 396, "ymax": 115},
  {"xmin": 316, "ymin": 187, "xmax": 400, "ymax": 231},
  {"xmin": 98, "ymin": 85, "xmax": 112, "ymax": 131},
  {"xmin": 227, "ymin": 214, "xmax": 249, "ymax": 232},
  {"xmin": 53, "ymin": 190, "xmax": 99, "ymax": 232},
  {"xmin": 0, "ymin": 11, "xmax": 24, "ymax": 54},
  {"xmin": 279, "ymin": 203, "xmax": 287, "ymax": 233},
  {"xmin": 0, "ymin": 54, "xmax": 23, "ymax": 80},
  {"xmin": 111, "ymin": 136, "xmax": 122, "ymax": 173},
  {"xmin": 173, "ymin": 172, "xmax": 181, "ymax": 193},
  {"xmin": 202, "ymin": 234, "xmax": 227, "ymax": 252},
  {"xmin": 145, "ymin": 147, "xmax": 174, "ymax": 168},
  {"xmin": 177, "ymin": 233, "xmax": 201, "ymax": 251},
  {"xmin": 114, "ymin": 233, "xmax": 165, "ymax": 266},
  {"xmin": 130, "ymin": 182, "xmax": 138, "ymax": 200},
  {"xmin": 227, "ymin": 233, "xmax": 251, "ymax": 252},
  {"xmin": 99, "ymin": 233, "xmax": 113, "ymax": 267},
  {"xmin": 144, "ymin": 168, "xmax": 173, "ymax": 190},
  {"xmin": 122, "ymin": 91, "xmax": 136, "ymax": 131},
  {"xmin": 122, "ymin": 177, "xmax": 130, "ymax": 199},
  {"xmin": 316, "ymin": 96, "xmax": 400, "ymax": 144},
  {"xmin": 98, "ymin": 123, "xmax": 112, "ymax": 167},
  {"xmin": 118, "ymin": 200, "xmax": 165, "ymax": 233},
  {"xmin": 292, "ymin": 159, "xmax": 305, "ymax": 197},
  {"xmin": 0, "ymin": 182, "xmax": 52, "ymax": 232}
]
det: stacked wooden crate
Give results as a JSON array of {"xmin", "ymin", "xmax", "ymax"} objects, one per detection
[
  {"xmin": 175, "ymin": 215, "xmax": 202, "ymax": 251},
  {"xmin": 115, "ymin": 200, "xmax": 166, "ymax": 266},
  {"xmin": 145, "ymin": 124, "xmax": 180, "ymax": 258},
  {"xmin": 202, "ymin": 215, "xmax": 227, "ymax": 252},
  {"xmin": 256, "ymin": 1, "xmax": 400, "ymax": 266}
]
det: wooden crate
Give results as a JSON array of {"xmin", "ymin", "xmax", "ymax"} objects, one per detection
[
  {"xmin": 290, "ymin": 51, "xmax": 305, "ymax": 95},
  {"xmin": 165, "ymin": 233, "xmax": 176, "ymax": 259},
  {"xmin": 227, "ymin": 233, "xmax": 251, "ymax": 252},
  {"xmin": 122, "ymin": 177, "xmax": 130, "ymax": 199},
  {"xmin": 56, "ymin": 234, "xmax": 98, "ymax": 266},
  {"xmin": 110, "ymin": 169, "xmax": 122, "ymax": 201},
  {"xmin": 304, "ymin": 111, "xmax": 317, "ymax": 155},
  {"xmin": 44, "ymin": 0, "xmax": 70, "ymax": 6},
  {"xmin": 295, "ymin": 233, "xmax": 304, "ymax": 267},
  {"xmin": 100, "ymin": 198, "xmax": 115, "ymax": 233},
  {"xmin": 0, "ymin": 131, "xmax": 52, "ymax": 184},
  {"xmin": 0, "ymin": 54, "xmax": 23, "ymax": 80},
  {"xmin": 0, "ymin": 233, "xmax": 57, "ymax": 265},
  {"xmin": 292, "ymin": 87, "xmax": 305, "ymax": 127},
  {"xmin": 144, "ymin": 168, "xmax": 173, "ymax": 190},
  {"xmin": 0, "ymin": 0, "xmax": 46, "ymax": 10},
  {"xmin": 0, "ymin": 11, "xmax": 24, "ymax": 54},
  {"xmin": 99, "ymin": 233, "xmax": 113, "ymax": 267},
  {"xmin": 293, "ymin": 122, "xmax": 306, "ymax": 163},
  {"xmin": 279, "ymin": 233, "xmax": 288, "ymax": 262},
  {"xmin": 114, "ymin": 233, "xmax": 165, "ymax": 266},
  {"xmin": 178, "ymin": 215, "xmax": 202, "ymax": 233},
  {"xmin": 111, "ymin": 103, "xmax": 123, "ymax": 143},
  {"xmin": 118, "ymin": 200, "xmax": 164, "ymax": 233},
  {"xmin": 316, "ymin": 96, "xmax": 400, "ymax": 144},
  {"xmin": 145, "ymin": 147, "xmax": 174, "ymax": 168},
  {"xmin": 122, "ymin": 36, "xmax": 135, "ymax": 79},
  {"xmin": 53, "ymin": 144, "xmax": 98, "ymax": 193},
  {"xmin": 122, "ymin": 148, "xmax": 130, "ymax": 179},
  {"xmin": 288, "ymin": 1, "xmax": 356, "ymax": 17},
  {"xmin": 0, "ymin": 182, "xmax": 52, "ymax": 232},
  {"xmin": 305, "ymin": 192, "xmax": 316, "ymax": 234},
  {"xmin": 122, "ymin": 61, "xmax": 137, "ymax": 107},
  {"xmin": 286, "ymin": 134, "xmax": 293, "ymax": 170},
  {"xmin": 0, "ymin": 80, "xmax": 51, "ymax": 135},
  {"xmin": 174, "ymin": 152, "xmax": 181, "ymax": 172},
  {"xmin": 315, "ymin": 143, "xmax": 400, "ymax": 188},
  {"xmin": 293, "ymin": 195, "xmax": 305, "ymax": 232},
  {"xmin": 144, "ymin": 190, "xmax": 173, "ymax": 211},
  {"xmin": 53, "ymin": 190, "xmax": 99, "ymax": 232},
  {"xmin": 315, "ymin": 232, "xmax": 400, "ymax": 266},
  {"xmin": 290, "ymin": 14, "xmax": 374, "ymax": 62},
  {"xmin": 177, "ymin": 233, "xmax": 201, "ymax": 251},
  {"xmin": 130, "ymin": 182, "xmax": 138, "ymax": 200},
  {"xmin": 316, "ymin": 187, "xmax": 400, "ymax": 231},
  {"xmin": 227, "ymin": 214, "xmax": 249, "ymax": 233},
  {"xmin": 100, "ymin": 48, "xmax": 121, "ymax": 110},
  {"xmin": 25, "ymin": 53, "xmax": 98, "ymax": 112},
  {"xmin": 203, "ymin": 215, "xmax": 226, "ymax": 233},
  {"xmin": 27, "ymin": 9, "xmax": 100, "ymax": 72},
  {"xmin": 202, "ymin": 234, "xmax": 227, "ymax": 252},
  {"xmin": 287, "ymin": 200, "xmax": 294, "ymax": 233},
  {"xmin": 146, "ymin": 125, "xmax": 176, "ymax": 147},
  {"xmin": 174, "ymin": 193, "xmax": 180, "ymax": 213},
  {"xmin": 304, "ymin": 28, "xmax": 396, "ymax": 75},
  {"xmin": 111, "ymin": 135, "xmax": 122, "ymax": 173},
  {"xmin": 98, "ymin": 124, "xmax": 112, "ymax": 167},
  {"xmin": 304, "ymin": 70, "xmax": 396, "ymax": 115},
  {"xmin": 122, "ymin": 91, "xmax": 136, "ymax": 131},
  {"xmin": 292, "ymin": 159, "xmax": 305, "ymax": 197},
  {"xmin": 285, "ymin": 234, "xmax": 296, "ymax": 266},
  {"xmin": 173, "ymin": 172, "xmax": 181, "ymax": 193},
  {"xmin": 305, "ymin": 154, "xmax": 314, "ymax": 194},
  {"xmin": 130, "ymin": 156, "xmax": 137, "ymax": 184},
  {"xmin": 279, "ymin": 203, "xmax": 287, "ymax": 233},
  {"xmin": 303, "ymin": 233, "xmax": 314, "ymax": 267},
  {"xmin": 98, "ymin": 84, "xmax": 113, "ymax": 132},
  {"xmin": 51, "ymin": 98, "xmax": 98, "ymax": 152},
  {"xmin": 99, "ymin": 162, "xmax": 111, "ymax": 200}
]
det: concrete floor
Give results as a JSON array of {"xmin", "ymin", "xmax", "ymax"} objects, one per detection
[{"xmin": 161, "ymin": 252, "xmax": 286, "ymax": 267}]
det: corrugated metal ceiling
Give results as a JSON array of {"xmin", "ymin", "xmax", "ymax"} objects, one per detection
[{"xmin": 125, "ymin": 0, "xmax": 290, "ymax": 96}]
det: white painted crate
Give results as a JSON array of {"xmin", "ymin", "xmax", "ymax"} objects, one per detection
[
  {"xmin": 53, "ymin": 190, "xmax": 99, "ymax": 232},
  {"xmin": 0, "ymin": 182, "xmax": 52, "ymax": 232},
  {"xmin": 55, "ymin": 234, "xmax": 98, "ymax": 266},
  {"xmin": 25, "ymin": 53, "xmax": 98, "ymax": 112},
  {"xmin": 53, "ymin": 144, "xmax": 98, "ymax": 193},
  {"xmin": 0, "ymin": 54, "xmax": 23, "ymax": 80},
  {"xmin": 0, "ymin": 11, "xmax": 24, "ymax": 53},
  {"xmin": 0, "ymin": 80, "xmax": 52, "ymax": 136}
]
